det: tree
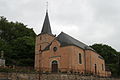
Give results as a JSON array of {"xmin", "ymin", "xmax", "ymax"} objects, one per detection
[
  {"xmin": 0, "ymin": 16, "xmax": 36, "ymax": 67},
  {"xmin": 90, "ymin": 43, "xmax": 120, "ymax": 77},
  {"xmin": 11, "ymin": 36, "xmax": 35, "ymax": 66},
  {"xmin": 90, "ymin": 44, "xmax": 117, "ymax": 64}
]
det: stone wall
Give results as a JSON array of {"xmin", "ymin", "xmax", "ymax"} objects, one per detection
[{"xmin": 0, "ymin": 72, "xmax": 120, "ymax": 80}]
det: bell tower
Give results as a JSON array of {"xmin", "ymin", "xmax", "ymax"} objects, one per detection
[
  {"xmin": 35, "ymin": 10, "xmax": 55, "ymax": 70},
  {"xmin": 37, "ymin": 11, "xmax": 55, "ymax": 51}
]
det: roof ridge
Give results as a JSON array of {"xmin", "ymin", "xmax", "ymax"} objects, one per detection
[{"xmin": 57, "ymin": 32, "xmax": 95, "ymax": 51}]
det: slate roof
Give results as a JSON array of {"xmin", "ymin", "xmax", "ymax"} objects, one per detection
[
  {"xmin": 56, "ymin": 32, "xmax": 95, "ymax": 51},
  {"xmin": 41, "ymin": 12, "xmax": 53, "ymax": 35},
  {"xmin": 40, "ymin": 12, "xmax": 94, "ymax": 51}
]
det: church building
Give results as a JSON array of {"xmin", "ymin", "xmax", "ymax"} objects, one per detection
[{"xmin": 35, "ymin": 11, "xmax": 111, "ymax": 77}]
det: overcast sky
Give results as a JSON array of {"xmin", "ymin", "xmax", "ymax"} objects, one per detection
[{"xmin": 0, "ymin": 0, "xmax": 120, "ymax": 51}]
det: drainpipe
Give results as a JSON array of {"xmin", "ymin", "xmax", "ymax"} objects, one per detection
[{"xmin": 39, "ymin": 52, "xmax": 41, "ymax": 80}]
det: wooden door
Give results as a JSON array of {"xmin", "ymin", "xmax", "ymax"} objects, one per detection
[{"xmin": 52, "ymin": 60, "xmax": 58, "ymax": 73}]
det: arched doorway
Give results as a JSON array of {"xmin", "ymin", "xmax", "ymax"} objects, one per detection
[{"xmin": 51, "ymin": 60, "xmax": 58, "ymax": 73}]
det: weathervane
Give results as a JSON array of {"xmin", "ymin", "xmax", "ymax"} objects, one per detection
[{"xmin": 46, "ymin": 1, "xmax": 48, "ymax": 12}]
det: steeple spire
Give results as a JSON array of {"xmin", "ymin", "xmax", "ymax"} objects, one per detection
[{"xmin": 41, "ymin": 3, "xmax": 53, "ymax": 35}]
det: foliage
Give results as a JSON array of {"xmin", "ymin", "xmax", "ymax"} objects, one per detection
[
  {"xmin": 0, "ymin": 68, "xmax": 16, "ymax": 72},
  {"xmin": 0, "ymin": 16, "xmax": 36, "ymax": 66},
  {"xmin": 90, "ymin": 44, "xmax": 120, "ymax": 77},
  {"xmin": 0, "ymin": 16, "xmax": 120, "ymax": 77}
]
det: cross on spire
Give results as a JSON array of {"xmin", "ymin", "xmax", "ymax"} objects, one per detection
[
  {"xmin": 46, "ymin": 1, "xmax": 48, "ymax": 12},
  {"xmin": 40, "ymin": 2, "xmax": 53, "ymax": 35}
]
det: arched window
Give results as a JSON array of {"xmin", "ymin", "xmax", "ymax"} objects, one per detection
[
  {"xmin": 79, "ymin": 53, "xmax": 82, "ymax": 64},
  {"xmin": 52, "ymin": 60, "xmax": 58, "ymax": 64},
  {"xmin": 39, "ymin": 45, "xmax": 41, "ymax": 51},
  {"xmin": 102, "ymin": 64, "xmax": 104, "ymax": 71},
  {"xmin": 40, "ymin": 36, "xmax": 42, "ymax": 40},
  {"xmin": 95, "ymin": 64, "xmax": 97, "ymax": 74}
]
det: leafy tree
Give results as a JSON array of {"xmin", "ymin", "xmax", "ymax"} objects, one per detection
[
  {"xmin": 90, "ymin": 44, "xmax": 117, "ymax": 64},
  {"xmin": 0, "ymin": 16, "xmax": 36, "ymax": 67},
  {"xmin": 11, "ymin": 36, "xmax": 35, "ymax": 66},
  {"xmin": 90, "ymin": 43, "xmax": 120, "ymax": 77}
]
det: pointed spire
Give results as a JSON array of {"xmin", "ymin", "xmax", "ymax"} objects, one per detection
[{"xmin": 41, "ymin": 9, "xmax": 53, "ymax": 35}]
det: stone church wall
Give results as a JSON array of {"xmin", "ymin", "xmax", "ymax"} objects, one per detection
[{"xmin": 0, "ymin": 72, "xmax": 119, "ymax": 80}]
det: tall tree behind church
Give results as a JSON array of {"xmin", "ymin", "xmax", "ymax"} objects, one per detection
[{"xmin": 0, "ymin": 16, "xmax": 36, "ymax": 66}]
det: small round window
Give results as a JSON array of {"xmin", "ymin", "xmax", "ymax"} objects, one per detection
[{"xmin": 53, "ymin": 47, "xmax": 57, "ymax": 52}]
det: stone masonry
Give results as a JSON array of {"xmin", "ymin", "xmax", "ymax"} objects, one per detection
[{"xmin": 0, "ymin": 73, "xmax": 118, "ymax": 80}]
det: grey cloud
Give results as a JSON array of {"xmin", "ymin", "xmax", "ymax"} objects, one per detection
[{"xmin": 0, "ymin": 0, "xmax": 120, "ymax": 51}]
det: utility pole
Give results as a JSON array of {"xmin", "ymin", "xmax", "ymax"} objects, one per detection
[{"xmin": 39, "ymin": 52, "xmax": 41, "ymax": 80}]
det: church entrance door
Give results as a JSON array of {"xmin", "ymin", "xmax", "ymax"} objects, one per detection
[{"xmin": 51, "ymin": 60, "xmax": 58, "ymax": 73}]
